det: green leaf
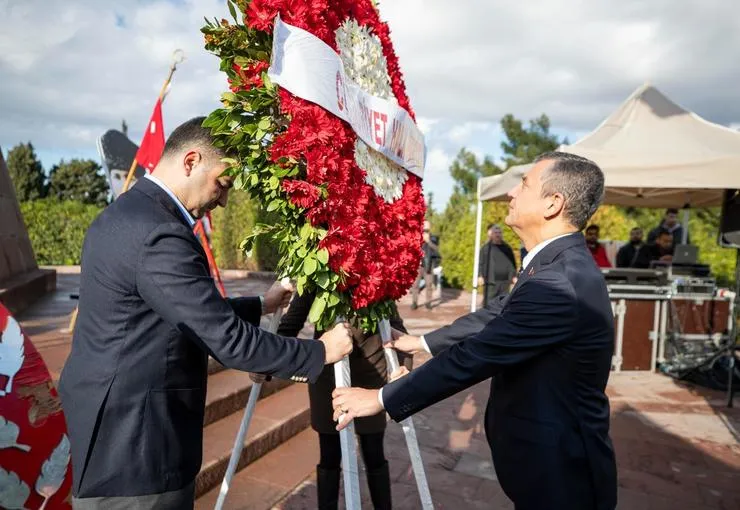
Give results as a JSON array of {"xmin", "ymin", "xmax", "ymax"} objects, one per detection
[
  {"xmin": 234, "ymin": 172, "xmax": 245, "ymax": 189},
  {"xmin": 316, "ymin": 271, "xmax": 330, "ymax": 289},
  {"xmin": 308, "ymin": 294, "xmax": 327, "ymax": 324},
  {"xmin": 221, "ymin": 91, "xmax": 238, "ymax": 103},
  {"xmin": 296, "ymin": 274, "xmax": 307, "ymax": 295},
  {"xmin": 266, "ymin": 199, "xmax": 281, "ymax": 212},
  {"xmin": 202, "ymin": 110, "xmax": 225, "ymax": 128},
  {"xmin": 316, "ymin": 248, "xmax": 329, "ymax": 265},
  {"xmin": 300, "ymin": 222, "xmax": 313, "ymax": 241},
  {"xmin": 296, "ymin": 246, "xmax": 308, "ymax": 258},
  {"xmin": 227, "ymin": 0, "xmax": 237, "ymax": 21},
  {"xmin": 258, "ymin": 117, "xmax": 271, "ymax": 130},
  {"xmin": 327, "ymin": 292, "xmax": 340, "ymax": 307},
  {"xmin": 303, "ymin": 257, "xmax": 317, "ymax": 275}
]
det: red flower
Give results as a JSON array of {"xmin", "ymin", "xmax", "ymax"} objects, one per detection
[
  {"xmin": 228, "ymin": 0, "xmax": 425, "ymax": 312},
  {"xmin": 282, "ymin": 179, "xmax": 321, "ymax": 209}
]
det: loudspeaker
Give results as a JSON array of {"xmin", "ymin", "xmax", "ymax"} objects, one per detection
[{"xmin": 719, "ymin": 189, "xmax": 740, "ymax": 248}]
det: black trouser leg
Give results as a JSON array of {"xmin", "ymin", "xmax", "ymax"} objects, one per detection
[
  {"xmin": 317, "ymin": 434, "xmax": 341, "ymax": 510},
  {"xmin": 360, "ymin": 433, "xmax": 392, "ymax": 509}
]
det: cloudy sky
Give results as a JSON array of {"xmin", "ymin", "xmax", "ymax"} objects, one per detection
[{"xmin": 2, "ymin": 0, "xmax": 739, "ymax": 208}]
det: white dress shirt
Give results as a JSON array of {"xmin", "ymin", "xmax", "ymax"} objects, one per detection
[
  {"xmin": 378, "ymin": 232, "xmax": 578, "ymax": 409},
  {"xmin": 144, "ymin": 173, "xmax": 196, "ymax": 228}
]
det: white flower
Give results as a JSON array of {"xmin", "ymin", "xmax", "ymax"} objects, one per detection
[{"xmin": 336, "ymin": 18, "xmax": 407, "ymax": 203}]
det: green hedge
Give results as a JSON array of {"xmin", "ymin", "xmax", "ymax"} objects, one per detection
[
  {"xmin": 210, "ymin": 190, "xmax": 280, "ymax": 270},
  {"xmin": 20, "ymin": 199, "xmax": 103, "ymax": 265},
  {"xmin": 435, "ymin": 203, "xmax": 737, "ymax": 290}
]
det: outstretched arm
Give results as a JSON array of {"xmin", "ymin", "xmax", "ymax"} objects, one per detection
[{"xmin": 332, "ymin": 273, "xmax": 577, "ymax": 427}]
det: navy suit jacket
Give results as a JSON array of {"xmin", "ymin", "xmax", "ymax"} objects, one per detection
[
  {"xmin": 384, "ymin": 233, "xmax": 617, "ymax": 510},
  {"xmin": 59, "ymin": 178, "xmax": 325, "ymax": 498}
]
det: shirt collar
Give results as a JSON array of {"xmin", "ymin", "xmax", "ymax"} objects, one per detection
[
  {"xmin": 521, "ymin": 233, "xmax": 574, "ymax": 271},
  {"xmin": 143, "ymin": 173, "xmax": 195, "ymax": 227}
]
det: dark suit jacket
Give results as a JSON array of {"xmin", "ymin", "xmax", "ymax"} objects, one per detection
[
  {"xmin": 384, "ymin": 233, "xmax": 617, "ymax": 510},
  {"xmin": 277, "ymin": 292, "xmax": 410, "ymax": 434},
  {"xmin": 59, "ymin": 178, "xmax": 325, "ymax": 498}
]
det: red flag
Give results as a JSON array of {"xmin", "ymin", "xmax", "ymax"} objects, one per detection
[{"xmin": 135, "ymin": 98, "xmax": 165, "ymax": 172}]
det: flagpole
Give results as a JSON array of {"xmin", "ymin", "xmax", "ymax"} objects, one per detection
[
  {"xmin": 66, "ymin": 49, "xmax": 185, "ymax": 334},
  {"xmin": 193, "ymin": 220, "xmax": 227, "ymax": 297},
  {"xmin": 121, "ymin": 49, "xmax": 185, "ymax": 194}
]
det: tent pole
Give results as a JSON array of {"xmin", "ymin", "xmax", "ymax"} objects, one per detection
[
  {"xmin": 681, "ymin": 204, "xmax": 690, "ymax": 244},
  {"xmin": 471, "ymin": 179, "xmax": 483, "ymax": 313}
]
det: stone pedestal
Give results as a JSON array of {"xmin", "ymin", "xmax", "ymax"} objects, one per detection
[{"xmin": 0, "ymin": 147, "xmax": 56, "ymax": 314}]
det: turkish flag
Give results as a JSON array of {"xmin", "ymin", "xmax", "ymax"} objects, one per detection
[{"xmin": 135, "ymin": 98, "xmax": 165, "ymax": 172}]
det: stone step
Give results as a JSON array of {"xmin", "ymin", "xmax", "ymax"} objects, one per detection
[
  {"xmin": 195, "ymin": 427, "xmax": 318, "ymax": 510},
  {"xmin": 204, "ymin": 369, "xmax": 293, "ymax": 427},
  {"xmin": 196, "ymin": 383, "xmax": 311, "ymax": 499}
]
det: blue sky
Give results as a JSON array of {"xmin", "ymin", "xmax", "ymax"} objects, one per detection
[{"xmin": 2, "ymin": 0, "xmax": 740, "ymax": 210}]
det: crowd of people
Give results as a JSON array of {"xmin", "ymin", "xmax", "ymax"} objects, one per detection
[
  {"xmin": 584, "ymin": 208, "xmax": 690, "ymax": 269},
  {"xmin": 474, "ymin": 208, "xmax": 692, "ymax": 305}
]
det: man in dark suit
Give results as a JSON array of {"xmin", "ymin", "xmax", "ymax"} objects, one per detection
[
  {"xmin": 59, "ymin": 117, "xmax": 353, "ymax": 509},
  {"xmin": 333, "ymin": 152, "xmax": 618, "ymax": 510}
]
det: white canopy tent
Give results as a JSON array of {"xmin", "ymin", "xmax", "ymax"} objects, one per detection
[{"xmin": 471, "ymin": 83, "xmax": 740, "ymax": 311}]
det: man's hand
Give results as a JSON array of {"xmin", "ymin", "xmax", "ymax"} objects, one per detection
[
  {"xmin": 319, "ymin": 323, "xmax": 353, "ymax": 364},
  {"xmin": 388, "ymin": 329, "xmax": 424, "ymax": 355},
  {"xmin": 331, "ymin": 387, "xmax": 383, "ymax": 431},
  {"xmin": 660, "ymin": 254, "xmax": 673, "ymax": 262},
  {"xmin": 263, "ymin": 279, "xmax": 293, "ymax": 314}
]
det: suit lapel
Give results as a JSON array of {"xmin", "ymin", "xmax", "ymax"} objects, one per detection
[
  {"xmin": 502, "ymin": 233, "xmax": 585, "ymax": 305},
  {"xmin": 132, "ymin": 177, "xmax": 192, "ymax": 229},
  {"xmin": 131, "ymin": 178, "xmax": 208, "ymax": 261}
]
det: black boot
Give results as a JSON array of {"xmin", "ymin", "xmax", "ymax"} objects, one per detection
[
  {"xmin": 366, "ymin": 461, "xmax": 392, "ymax": 509},
  {"xmin": 316, "ymin": 465, "xmax": 340, "ymax": 510}
]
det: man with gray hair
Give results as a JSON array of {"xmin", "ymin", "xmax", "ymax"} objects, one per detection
[
  {"xmin": 333, "ymin": 152, "xmax": 618, "ymax": 510},
  {"xmin": 478, "ymin": 223, "xmax": 517, "ymax": 306}
]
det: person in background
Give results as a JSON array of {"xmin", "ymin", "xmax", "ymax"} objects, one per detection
[
  {"xmin": 634, "ymin": 229, "xmax": 674, "ymax": 268},
  {"xmin": 616, "ymin": 227, "xmax": 644, "ymax": 268},
  {"xmin": 477, "ymin": 224, "xmax": 517, "ymax": 306},
  {"xmin": 585, "ymin": 224, "xmax": 612, "ymax": 268},
  {"xmin": 276, "ymin": 293, "xmax": 411, "ymax": 510},
  {"xmin": 647, "ymin": 208, "xmax": 689, "ymax": 248},
  {"xmin": 411, "ymin": 220, "xmax": 440, "ymax": 310}
]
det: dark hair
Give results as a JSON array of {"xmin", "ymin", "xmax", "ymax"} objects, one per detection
[
  {"xmin": 665, "ymin": 208, "xmax": 679, "ymax": 215},
  {"xmin": 487, "ymin": 223, "xmax": 501, "ymax": 231},
  {"xmin": 657, "ymin": 228, "xmax": 673, "ymax": 238},
  {"xmin": 534, "ymin": 151, "xmax": 605, "ymax": 230},
  {"xmin": 161, "ymin": 116, "xmax": 224, "ymax": 161},
  {"xmin": 585, "ymin": 224, "xmax": 599, "ymax": 233}
]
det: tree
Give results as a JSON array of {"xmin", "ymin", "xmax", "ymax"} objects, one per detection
[
  {"xmin": 500, "ymin": 114, "xmax": 565, "ymax": 169},
  {"xmin": 449, "ymin": 148, "xmax": 502, "ymax": 197},
  {"xmin": 6, "ymin": 142, "xmax": 46, "ymax": 201},
  {"xmin": 48, "ymin": 159, "xmax": 109, "ymax": 206}
]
